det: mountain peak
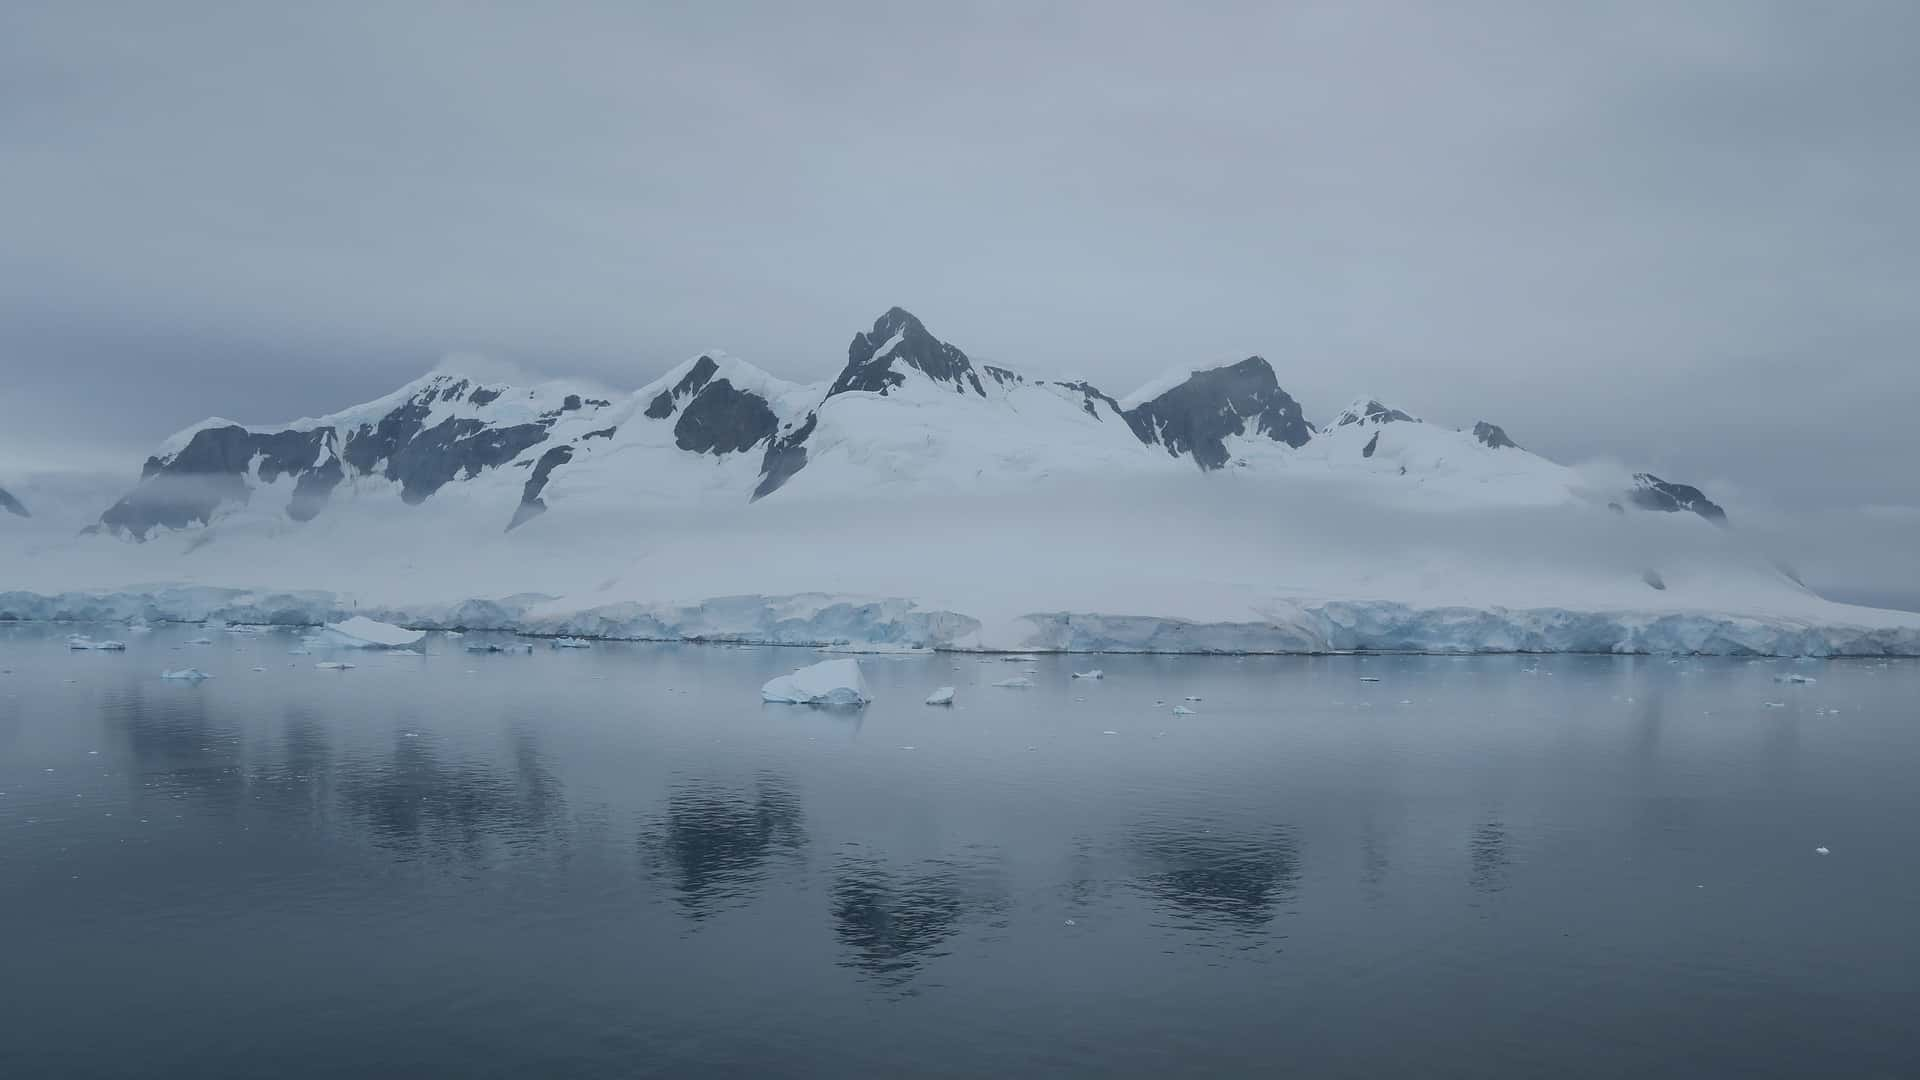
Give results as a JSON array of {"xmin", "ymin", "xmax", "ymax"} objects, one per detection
[
  {"xmin": 1631, "ymin": 473, "xmax": 1728, "ymax": 525},
  {"xmin": 1333, "ymin": 399, "xmax": 1420, "ymax": 428},
  {"xmin": 1122, "ymin": 355, "xmax": 1313, "ymax": 469},
  {"xmin": 829, "ymin": 307, "xmax": 984, "ymax": 398},
  {"xmin": 1472, "ymin": 421, "xmax": 1520, "ymax": 450}
]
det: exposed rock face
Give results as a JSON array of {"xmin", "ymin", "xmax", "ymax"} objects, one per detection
[
  {"xmin": 828, "ymin": 307, "xmax": 985, "ymax": 398},
  {"xmin": 753, "ymin": 413, "xmax": 817, "ymax": 501},
  {"xmin": 0, "ymin": 486, "xmax": 28, "ymax": 518},
  {"xmin": 1123, "ymin": 357, "xmax": 1314, "ymax": 470},
  {"xmin": 1631, "ymin": 474, "xmax": 1728, "ymax": 525},
  {"xmin": 1333, "ymin": 400, "xmax": 1419, "ymax": 427},
  {"xmin": 1051, "ymin": 380, "xmax": 1125, "ymax": 421},
  {"xmin": 674, "ymin": 379, "xmax": 779, "ymax": 456},
  {"xmin": 509, "ymin": 445, "xmax": 574, "ymax": 531},
  {"xmin": 101, "ymin": 425, "xmax": 343, "ymax": 538},
  {"xmin": 1362, "ymin": 433, "xmax": 1380, "ymax": 458},
  {"xmin": 1473, "ymin": 421, "xmax": 1519, "ymax": 450},
  {"xmin": 98, "ymin": 374, "xmax": 600, "ymax": 539}
]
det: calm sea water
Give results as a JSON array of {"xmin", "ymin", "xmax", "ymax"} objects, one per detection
[{"xmin": 2, "ymin": 623, "xmax": 1916, "ymax": 1078}]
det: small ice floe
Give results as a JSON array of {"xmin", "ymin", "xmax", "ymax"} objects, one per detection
[
  {"xmin": 443, "ymin": 630, "xmax": 464, "ymax": 638},
  {"xmin": 185, "ymin": 637, "xmax": 213, "ymax": 646},
  {"xmin": 992, "ymin": 677, "xmax": 1034, "ymax": 689},
  {"xmin": 761, "ymin": 658, "xmax": 870, "ymax": 706},
  {"xmin": 1815, "ymin": 846, "xmax": 1831, "ymax": 856},
  {"xmin": 925, "ymin": 686, "xmax": 956, "ymax": 706},
  {"xmin": 551, "ymin": 638, "xmax": 592, "ymax": 649},
  {"xmin": 250, "ymin": 666, "xmax": 266, "ymax": 672},
  {"xmin": 314, "ymin": 661, "xmax": 354, "ymax": 670},
  {"xmin": 286, "ymin": 648, "xmax": 310, "ymax": 656},
  {"xmin": 1763, "ymin": 701, "xmax": 1787, "ymax": 708},
  {"xmin": 318, "ymin": 616, "xmax": 426, "ymax": 649},
  {"xmin": 1072, "ymin": 670, "xmax": 1103, "ymax": 680},
  {"xmin": 1774, "ymin": 673, "xmax": 1817, "ymax": 685},
  {"xmin": 160, "ymin": 668, "xmax": 212, "ymax": 681},
  {"xmin": 1183, "ymin": 695, "xmax": 1202, "ymax": 702},
  {"xmin": 1102, "ymin": 730, "xmax": 1118, "ymax": 736},
  {"xmin": 465, "ymin": 642, "xmax": 532, "ymax": 654},
  {"xmin": 125, "ymin": 621, "xmax": 152, "ymax": 633},
  {"xmin": 1358, "ymin": 676, "xmax": 1380, "ymax": 683},
  {"xmin": 1171, "ymin": 705, "xmax": 1195, "ymax": 716},
  {"xmin": 222, "ymin": 623, "xmax": 264, "ymax": 634},
  {"xmin": 67, "ymin": 635, "xmax": 127, "ymax": 651},
  {"xmin": 999, "ymin": 654, "xmax": 1040, "ymax": 662}
]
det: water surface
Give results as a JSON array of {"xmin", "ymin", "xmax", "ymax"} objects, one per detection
[{"xmin": 3, "ymin": 624, "xmax": 1916, "ymax": 1077}]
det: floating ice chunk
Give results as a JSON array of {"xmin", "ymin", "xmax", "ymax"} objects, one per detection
[
  {"xmin": 1815, "ymin": 846, "xmax": 1831, "ymax": 855},
  {"xmin": 1763, "ymin": 701, "xmax": 1786, "ymax": 708},
  {"xmin": 1183, "ymin": 695, "xmax": 1202, "ymax": 702},
  {"xmin": 250, "ymin": 666, "xmax": 266, "ymax": 672},
  {"xmin": 925, "ymin": 686, "xmax": 956, "ymax": 705},
  {"xmin": 465, "ymin": 642, "xmax": 533, "ymax": 654},
  {"xmin": 1102, "ymin": 730, "xmax": 1118, "ymax": 735},
  {"xmin": 1171, "ymin": 705, "xmax": 1195, "ymax": 716},
  {"xmin": 551, "ymin": 637, "xmax": 592, "ymax": 649},
  {"xmin": 67, "ymin": 635, "xmax": 127, "ymax": 651},
  {"xmin": 1358, "ymin": 676, "xmax": 1380, "ymax": 682},
  {"xmin": 761, "ymin": 658, "xmax": 870, "ymax": 705},
  {"xmin": 160, "ymin": 668, "xmax": 212, "ymax": 681},
  {"xmin": 1073, "ymin": 669, "xmax": 1103, "ymax": 680},
  {"xmin": 992, "ymin": 677, "xmax": 1034, "ymax": 689},
  {"xmin": 443, "ymin": 630, "xmax": 464, "ymax": 638},
  {"xmin": 314, "ymin": 661, "xmax": 355, "ymax": 670},
  {"xmin": 125, "ymin": 621, "xmax": 152, "ymax": 633},
  {"xmin": 222, "ymin": 624, "xmax": 264, "ymax": 634},
  {"xmin": 999, "ymin": 655, "xmax": 1040, "ymax": 663},
  {"xmin": 185, "ymin": 638, "xmax": 213, "ymax": 646},
  {"xmin": 1774, "ymin": 673, "xmax": 1817, "ymax": 685},
  {"xmin": 319, "ymin": 616, "xmax": 426, "ymax": 649},
  {"xmin": 287, "ymin": 648, "xmax": 310, "ymax": 656}
]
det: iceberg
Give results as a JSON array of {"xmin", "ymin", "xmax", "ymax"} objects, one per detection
[
  {"xmin": 314, "ymin": 661, "xmax": 354, "ymax": 670},
  {"xmin": 761, "ymin": 658, "xmax": 870, "ymax": 705},
  {"xmin": 1072, "ymin": 669, "xmax": 1103, "ymax": 679},
  {"xmin": 550, "ymin": 637, "xmax": 592, "ymax": 649},
  {"xmin": 160, "ymin": 668, "xmax": 212, "ymax": 680},
  {"xmin": 319, "ymin": 616, "xmax": 426, "ymax": 649},
  {"xmin": 925, "ymin": 686, "xmax": 956, "ymax": 705},
  {"xmin": 67, "ymin": 635, "xmax": 127, "ymax": 651}
]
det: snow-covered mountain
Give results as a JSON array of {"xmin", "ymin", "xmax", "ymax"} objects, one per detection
[
  {"xmin": 85, "ymin": 306, "xmax": 1726, "ymax": 536},
  {"xmin": 6, "ymin": 307, "xmax": 1915, "ymax": 655}
]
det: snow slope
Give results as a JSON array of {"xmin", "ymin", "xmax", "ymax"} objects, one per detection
[{"xmin": 5, "ymin": 307, "xmax": 1917, "ymax": 656}]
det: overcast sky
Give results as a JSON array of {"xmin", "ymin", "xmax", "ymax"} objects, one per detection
[{"xmin": 4, "ymin": 0, "xmax": 1917, "ymax": 536}]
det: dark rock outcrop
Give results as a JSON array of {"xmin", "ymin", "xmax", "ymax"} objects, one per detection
[
  {"xmin": 674, "ymin": 380, "xmax": 779, "ymax": 456},
  {"xmin": 1631, "ymin": 474, "xmax": 1728, "ymax": 525},
  {"xmin": 753, "ymin": 413, "xmax": 817, "ymax": 500},
  {"xmin": 0, "ymin": 486, "xmax": 27, "ymax": 518},
  {"xmin": 1051, "ymin": 380, "xmax": 1124, "ymax": 421},
  {"xmin": 1361, "ymin": 432, "xmax": 1379, "ymax": 458},
  {"xmin": 98, "ymin": 374, "xmax": 599, "ymax": 539},
  {"xmin": 508, "ymin": 445, "xmax": 574, "ymax": 531},
  {"xmin": 101, "ymin": 425, "xmax": 341, "ymax": 539},
  {"xmin": 828, "ymin": 307, "xmax": 985, "ymax": 399},
  {"xmin": 1472, "ymin": 421, "xmax": 1519, "ymax": 450},
  {"xmin": 1335, "ymin": 400, "xmax": 1418, "ymax": 427},
  {"xmin": 1122, "ymin": 357, "xmax": 1314, "ymax": 470}
]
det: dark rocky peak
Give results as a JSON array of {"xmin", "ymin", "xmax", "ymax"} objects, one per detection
[
  {"xmin": 1472, "ymin": 421, "xmax": 1520, "ymax": 450},
  {"xmin": 1051, "ymin": 380, "xmax": 1124, "ymax": 422},
  {"xmin": 1333, "ymin": 399, "xmax": 1419, "ymax": 427},
  {"xmin": 645, "ymin": 355, "xmax": 722, "ymax": 419},
  {"xmin": 1630, "ymin": 474, "xmax": 1728, "ymax": 525},
  {"xmin": 828, "ymin": 307, "xmax": 985, "ymax": 399},
  {"xmin": 983, "ymin": 364, "xmax": 1023, "ymax": 389},
  {"xmin": 0, "ymin": 486, "xmax": 28, "ymax": 518},
  {"xmin": 1122, "ymin": 357, "xmax": 1314, "ymax": 470}
]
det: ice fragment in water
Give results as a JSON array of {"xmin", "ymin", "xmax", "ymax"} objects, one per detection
[
  {"xmin": 761, "ymin": 658, "xmax": 871, "ymax": 705},
  {"xmin": 160, "ymin": 668, "xmax": 212, "ymax": 681},
  {"xmin": 925, "ymin": 686, "xmax": 956, "ymax": 705},
  {"xmin": 1072, "ymin": 669, "xmax": 1103, "ymax": 679},
  {"xmin": 991, "ymin": 677, "xmax": 1034, "ymax": 689}
]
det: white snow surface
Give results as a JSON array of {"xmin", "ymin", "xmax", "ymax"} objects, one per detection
[{"xmin": 761, "ymin": 658, "xmax": 871, "ymax": 705}]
